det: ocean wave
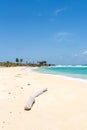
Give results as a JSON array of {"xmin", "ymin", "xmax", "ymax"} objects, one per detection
[{"xmin": 51, "ymin": 65, "xmax": 87, "ymax": 68}]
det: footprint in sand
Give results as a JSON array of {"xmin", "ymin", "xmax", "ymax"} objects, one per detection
[{"xmin": 27, "ymin": 83, "xmax": 30, "ymax": 86}]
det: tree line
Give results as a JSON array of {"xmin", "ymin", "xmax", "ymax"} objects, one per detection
[{"xmin": 0, "ymin": 58, "xmax": 54, "ymax": 67}]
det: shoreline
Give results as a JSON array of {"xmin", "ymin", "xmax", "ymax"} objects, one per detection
[
  {"xmin": 0, "ymin": 67, "xmax": 87, "ymax": 130},
  {"xmin": 27, "ymin": 67, "xmax": 87, "ymax": 83}
]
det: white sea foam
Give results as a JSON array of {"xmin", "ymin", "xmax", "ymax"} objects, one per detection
[
  {"xmin": 52, "ymin": 74, "xmax": 87, "ymax": 83},
  {"xmin": 52, "ymin": 65, "xmax": 87, "ymax": 68},
  {"xmin": 35, "ymin": 72, "xmax": 87, "ymax": 83}
]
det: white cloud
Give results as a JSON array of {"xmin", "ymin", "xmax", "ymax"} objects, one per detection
[
  {"xmin": 74, "ymin": 54, "xmax": 78, "ymax": 57},
  {"xmin": 82, "ymin": 50, "xmax": 87, "ymax": 55},
  {"xmin": 54, "ymin": 8, "xmax": 65, "ymax": 16},
  {"xmin": 56, "ymin": 32, "xmax": 71, "ymax": 36},
  {"xmin": 55, "ymin": 32, "xmax": 72, "ymax": 42}
]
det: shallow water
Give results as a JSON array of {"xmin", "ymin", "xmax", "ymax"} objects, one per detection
[{"xmin": 35, "ymin": 66, "xmax": 87, "ymax": 80}]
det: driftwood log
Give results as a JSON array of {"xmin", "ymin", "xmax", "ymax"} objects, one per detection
[{"xmin": 24, "ymin": 88, "xmax": 47, "ymax": 111}]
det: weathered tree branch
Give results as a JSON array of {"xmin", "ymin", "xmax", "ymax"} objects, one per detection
[{"xmin": 24, "ymin": 88, "xmax": 47, "ymax": 111}]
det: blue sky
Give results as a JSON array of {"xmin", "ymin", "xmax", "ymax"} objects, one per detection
[{"xmin": 0, "ymin": 0, "xmax": 87, "ymax": 64}]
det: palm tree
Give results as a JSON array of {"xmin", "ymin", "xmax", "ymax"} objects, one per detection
[
  {"xmin": 38, "ymin": 61, "xmax": 47, "ymax": 66},
  {"xmin": 15, "ymin": 58, "xmax": 19, "ymax": 64},
  {"xmin": 20, "ymin": 58, "xmax": 23, "ymax": 63}
]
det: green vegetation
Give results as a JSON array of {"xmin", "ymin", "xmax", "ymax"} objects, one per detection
[
  {"xmin": 0, "ymin": 58, "xmax": 54, "ymax": 67},
  {"xmin": 15, "ymin": 58, "xmax": 19, "ymax": 64}
]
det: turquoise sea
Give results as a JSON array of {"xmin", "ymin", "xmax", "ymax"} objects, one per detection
[{"xmin": 35, "ymin": 65, "xmax": 87, "ymax": 80}]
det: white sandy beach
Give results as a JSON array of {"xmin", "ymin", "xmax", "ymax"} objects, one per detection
[{"xmin": 0, "ymin": 67, "xmax": 87, "ymax": 130}]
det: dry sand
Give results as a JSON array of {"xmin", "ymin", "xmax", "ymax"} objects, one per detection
[{"xmin": 0, "ymin": 67, "xmax": 87, "ymax": 130}]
